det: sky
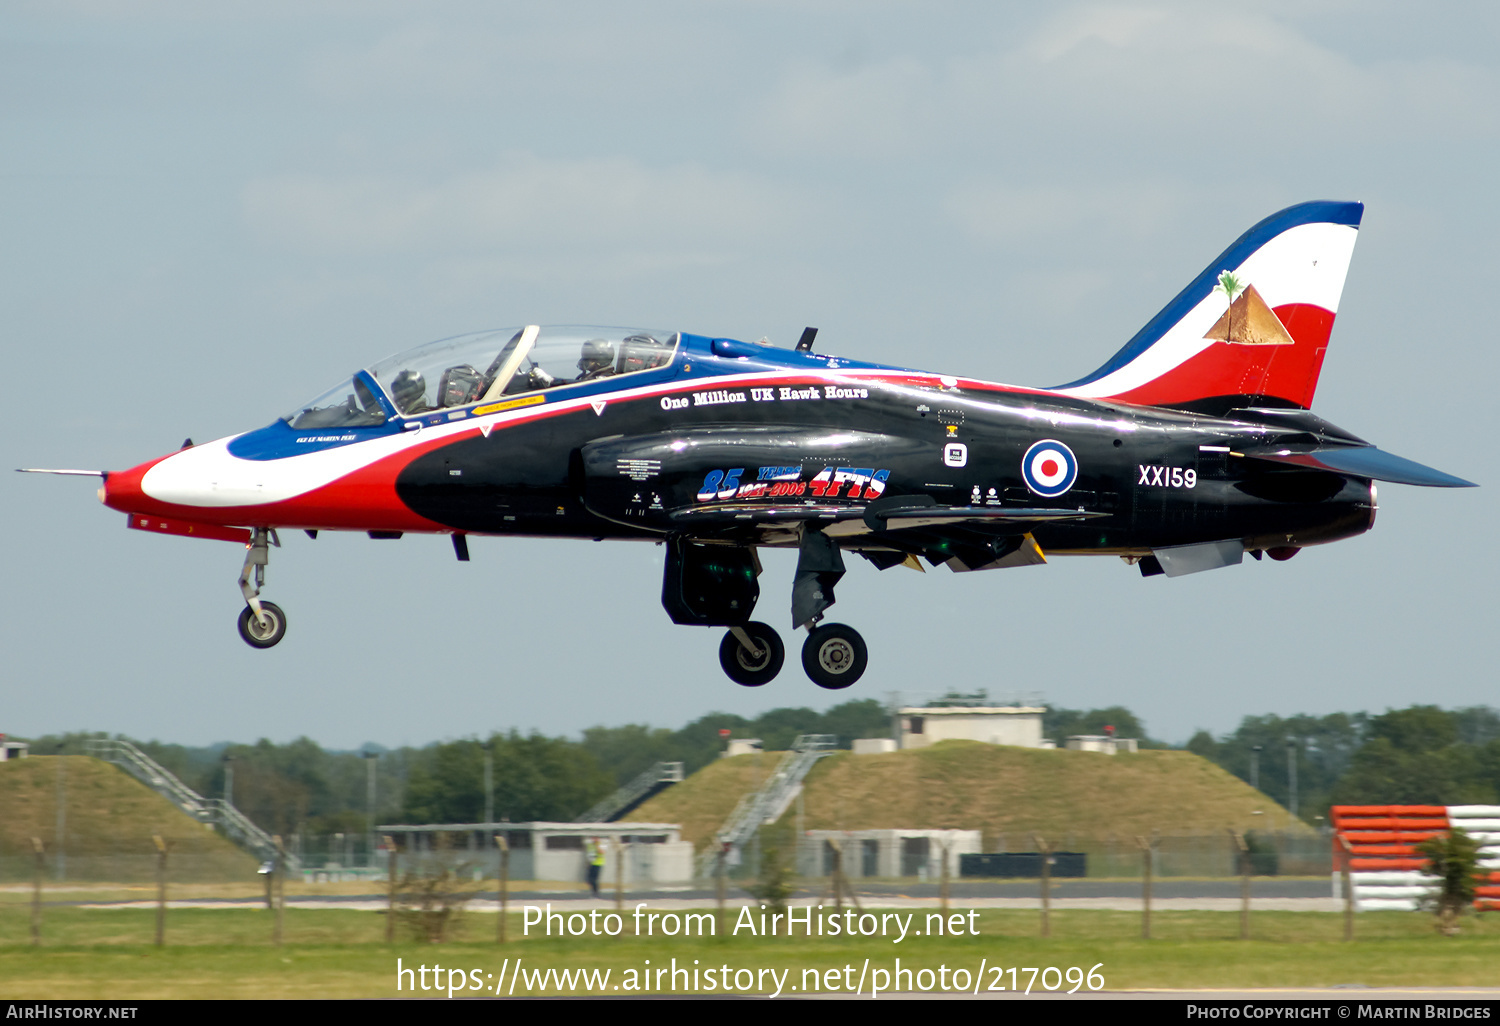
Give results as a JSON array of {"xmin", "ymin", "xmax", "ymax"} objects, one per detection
[{"xmin": 2, "ymin": 1, "xmax": 1495, "ymax": 749}]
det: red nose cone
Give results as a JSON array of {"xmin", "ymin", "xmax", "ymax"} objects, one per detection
[{"xmin": 100, "ymin": 452, "xmax": 175, "ymax": 515}]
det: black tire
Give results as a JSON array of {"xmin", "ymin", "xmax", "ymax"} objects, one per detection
[
  {"xmin": 801, "ymin": 623, "xmax": 867, "ymax": 689},
  {"xmin": 718, "ymin": 621, "xmax": 784, "ymax": 687},
  {"xmin": 237, "ymin": 601, "xmax": 287, "ymax": 649}
]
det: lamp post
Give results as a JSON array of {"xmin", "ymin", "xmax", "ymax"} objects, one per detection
[
  {"xmin": 363, "ymin": 751, "xmax": 379, "ymax": 868},
  {"xmin": 483, "ymin": 741, "xmax": 494, "ymax": 827},
  {"xmin": 1286, "ymin": 739, "xmax": 1299, "ymax": 820},
  {"xmin": 223, "ymin": 754, "xmax": 235, "ymax": 806},
  {"xmin": 1249, "ymin": 745, "xmax": 1263, "ymax": 791},
  {"xmin": 55, "ymin": 755, "xmax": 66, "ymax": 882}
]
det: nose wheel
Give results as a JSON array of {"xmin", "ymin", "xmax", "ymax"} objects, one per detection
[
  {"xmin": 719, "ymin": 622, "xmax": 784, "ymax": 686},
  {"xmin": 238, "ymin": 601, "xmax": 287, "ymax": 648},
  {"xmin": 801, "ymin": 623, "xmax": 867, "ymax": 689},
  {"xmin": 236, "ymin": 527, "xmax": 287, "ymax": 649}
]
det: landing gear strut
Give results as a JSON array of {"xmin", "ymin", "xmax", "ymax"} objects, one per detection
[
  {"xmin": 237, "ymin": 527, "xmax": 287, "ymax": 649},
  {"xmin": 718, "ymin": 622, "xmax": 785, "ymax": 687},
  {"xmin": 790, "ymin": 527, "xmax": 868, "ymax": 688}
]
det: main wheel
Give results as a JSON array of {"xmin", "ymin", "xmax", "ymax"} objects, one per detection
[
  {"xmin": 237, "ymin": 601, "xmax": 287, "ymax": 649},
  {"xmin": 718, "ymin": 621, "xmax": 784, "ymax": 686},
  {"xmin": 801, "ymin": 623, "xmax": 867, "ymax": 689}
]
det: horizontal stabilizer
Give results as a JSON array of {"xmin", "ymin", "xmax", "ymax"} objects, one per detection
[{"xmin": 1242, "ymin": 447, "xmax": 1475, "ymax": 488}]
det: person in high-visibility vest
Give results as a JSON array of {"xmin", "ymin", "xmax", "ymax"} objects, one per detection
[{"xmin": 585, "ymin": 837, "xmax": 605, "ymax": 898}]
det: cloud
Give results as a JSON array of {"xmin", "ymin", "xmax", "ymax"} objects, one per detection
[
  {"xmin": 749, "ymin": 4, "xmax": 1500, "ymax": 161},
  {"xmin": 751, "ymin": 55, "xmax": 935, "ymax": 156},
  {"xmin": 944, "ymin": 181, "xmax": 1190, "ymax": 246},
  {"xmin": 242, "ymin": 153, "xmax": 809, "ymax": 262},
  {"xmin": 13, "ymin": 0, "xmax": 410, "ymax": 24},
  {"xmin": 301, "ymin": 14, "xmax": 711, "ymax": 106},
  {"xmin": 304, "ymin": 21, "xmax": 504, "ymax": 102}
]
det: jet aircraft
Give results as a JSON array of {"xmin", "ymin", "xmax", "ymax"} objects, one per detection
[{"xmin": 22, "ymin": 201, "xmax": 1474, "ymax": 689}]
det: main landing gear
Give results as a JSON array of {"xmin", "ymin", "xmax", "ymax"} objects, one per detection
[
  {"xmin": 236, "ymin": 527, "xmax": 287, "ymax": 649},
  {"xmin": 717, "ymin": 620, "xmax": 868, "ymax": 689},
  {"xmin": 784, "ymin": 525, "xmax": 867, "ymax": 688},
  {"xmin": 801, "ymin": 622, "xmax": 867, "ymax": 690},
  {"xmin": 719, "ymin": 622, "xmax": 784, "ymax": 686},
  {"xmin": 664, "ymin": 531, "xmax": 871, "ymax": 689}
]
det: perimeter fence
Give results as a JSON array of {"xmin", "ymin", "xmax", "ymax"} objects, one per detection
[
  {"xmin": 1054, "ymin": 831, "xmax": 1332, "ymax": 878},
  {"xmin": 0, "ymin": 829, "xmax": 1332, "ymax": 887},
  {"xmin": 0, "ymin": 828, "xmax": 1338, "ymax": 888}
]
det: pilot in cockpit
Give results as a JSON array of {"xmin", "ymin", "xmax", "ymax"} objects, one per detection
[
  {"xmin": 619, "ymin": 334, "xmax": 672, "ymax": 373},
  {"xmin": 390, "ymin": 369, "xmax": 429, "ymax": 415},
  {"xmin": 575, "ymin": 339, "xmax": 616, "ymax": 382}
]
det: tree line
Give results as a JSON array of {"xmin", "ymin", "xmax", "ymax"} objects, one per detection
[
  {"xmin": 20, "ymin": 699, "xmax": 891, "ymax": 836},
  {"xmin": 20, "ymin": 702, "xmax": 1499, "ymax": 836},
  {"xmin": 1187, "ymin": 705, "xmax": 1500, "ymax": 818}
]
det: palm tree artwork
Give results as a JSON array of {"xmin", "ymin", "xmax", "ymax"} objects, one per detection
[{"xmin": 1213, "ymin": 270, "xmax": 1246, "ymax": 343}]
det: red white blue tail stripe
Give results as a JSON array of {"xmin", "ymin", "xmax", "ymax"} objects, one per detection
[{"xmin": 1056, "ymin": 201, "xmax": 1363, "ymax": 412}]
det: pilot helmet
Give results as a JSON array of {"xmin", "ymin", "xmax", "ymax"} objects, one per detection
[
  {"xmin": 389, "ymin": 369, "xmax": 427, "ymax": 413},
  {"xmin": 578, "ymin": 339, "xmax": 615, "ymax": 375}
]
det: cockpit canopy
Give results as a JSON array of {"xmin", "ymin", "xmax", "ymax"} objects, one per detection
[{"xmin": 284, "ymin": 326, "xmax": 678, "ymax": 429}]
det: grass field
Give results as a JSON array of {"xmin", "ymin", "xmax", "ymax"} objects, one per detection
[
  {"xmin": 1, "ymin": 904, "xmax": 1496, "ymax": 998},
  {"xmin": 1, "ymin": 752, "xmax": 1489, "ymax": 998}
]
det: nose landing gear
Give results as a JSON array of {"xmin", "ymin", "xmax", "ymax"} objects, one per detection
[
  {"xmin": 237, "ymin": 528, "xmax": 287, "ymax": 649},
  {"xmin": 238, "ymin": 600, "xmax": 287, "ymax": 648}
]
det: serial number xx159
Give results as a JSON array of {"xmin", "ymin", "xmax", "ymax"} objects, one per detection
[{"xmin": 1137, "ymin": 465, "xmax": 1197, "ymax": 489}]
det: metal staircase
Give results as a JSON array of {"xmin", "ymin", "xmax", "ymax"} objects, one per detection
[
  {"xmin": 84, "ymin": 738, "xmax": 300, "ymax": 870},
  {"xmin": 574, "ymin": 761, "xmax": 685, "ymax": 823},
  {"xmin": 698, "ymin": 734, "xmax": 837, "ymax": 874}
]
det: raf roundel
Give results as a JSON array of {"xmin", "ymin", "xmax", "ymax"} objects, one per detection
[{"xmin": 1022, "ymin": 439, "xmax": 1079, "ymax": 498}]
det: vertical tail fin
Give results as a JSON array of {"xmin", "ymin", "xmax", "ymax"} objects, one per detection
[{"xmin": 1054, "ymin": 201, "xmax": 1363, "ymax": 414}]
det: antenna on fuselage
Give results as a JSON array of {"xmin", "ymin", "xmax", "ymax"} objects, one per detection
[{"xmin": 795, "ymin": 327, "xmax": 818, "ymax": 352}]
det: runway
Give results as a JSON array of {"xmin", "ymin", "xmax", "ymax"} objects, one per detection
[{"xmin": 79, "ymin": 878, "xmax": 1344, "ymax": 912}]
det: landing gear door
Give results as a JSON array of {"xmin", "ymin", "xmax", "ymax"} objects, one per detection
[{"xmin": 662, "ymin": 536, "xmax": 761, "ymax": 626}]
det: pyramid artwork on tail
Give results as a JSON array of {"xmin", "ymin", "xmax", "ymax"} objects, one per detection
[{"xmin": 1205, "ymin": 276, "xmax": 1298, "ymax": 347}]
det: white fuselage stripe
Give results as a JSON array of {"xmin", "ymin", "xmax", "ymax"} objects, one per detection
[{"xmin": 139, "ymin": 367, "xmax": 1038, "ymax": 510}]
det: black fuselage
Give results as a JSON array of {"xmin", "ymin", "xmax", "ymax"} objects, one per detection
[{"xmin": 392, "ymin": 365, "xmax": 1374, "ymax": 559}]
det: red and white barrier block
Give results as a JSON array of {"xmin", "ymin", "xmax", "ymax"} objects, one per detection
[{"xmin": 1330, "ymin": 805, "xmax": 1500, "ymax": 911}]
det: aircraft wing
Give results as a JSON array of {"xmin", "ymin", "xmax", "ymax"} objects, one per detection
[
  {"xmin": 669, "ymin": 499, "xmax": 1075, "ymax": 573},
  {"xmin": 668, "ymin": 500, "xmax": 1105, "ymax": 531},
  {"xmin": 862, "ymin": 504, "xmax": 1107, "ymax": 531},
  {"xmin": 668, "ymin": 502, "xmax": 870, "ymax": 525},
  {"xmin": 1238, "ymin": 445, "xmax": 1476, "ymax": 488}
]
